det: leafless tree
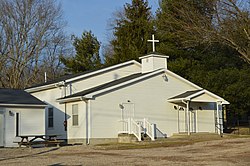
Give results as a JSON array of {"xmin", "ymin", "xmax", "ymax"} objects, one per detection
[
  {"xmin": 0, "ymin": 0, "xmax": 68, "ymax": 88},
  {"xmin": 158, "ymin": 0, "xmax": 250, "ymax": 63}
]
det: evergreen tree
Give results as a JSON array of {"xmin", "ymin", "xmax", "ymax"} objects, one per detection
[
  {"xmin": 61, "ymin": 31, "xmax": 102, "ymax": 73},
  {"xmin": 104, "ymin": 0, "xmax": 154, "ymax": 65},
  {"xmin": 156, "ymin": 0, "xmax": 250, "ymax": 118}
]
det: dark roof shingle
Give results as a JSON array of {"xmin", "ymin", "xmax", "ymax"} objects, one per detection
[
  {"xmin": 0, "ymin": 89, "xmax": 46, "ymax": 106},
  {"xmin": 168, "ymin": 89, "xmax": 203, "ymax": 100}
]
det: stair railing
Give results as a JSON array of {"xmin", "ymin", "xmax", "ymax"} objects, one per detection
[
  {"xmin": 143, "ymin": 118, "xmax": 155, "ymax": 141},
  {"xmin": 129, "ymin": 118, "xmax": 141, "ymax": 141}
]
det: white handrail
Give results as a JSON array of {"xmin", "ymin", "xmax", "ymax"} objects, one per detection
[
  {"xmin": 131, "ymin": 118, "xmax": 141, "ymax": 141},
  {"xmin": 118, "ymin": 119, "xmax": 129, "ymax": 134},
  {"xmin": 144, "ymin": 118, "xmax": 155, "ymax": 141}
]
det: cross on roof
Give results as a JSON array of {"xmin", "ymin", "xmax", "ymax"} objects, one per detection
[{"xmin": 147, "ymin": 34, "xmax": 159, "ymax": 52}]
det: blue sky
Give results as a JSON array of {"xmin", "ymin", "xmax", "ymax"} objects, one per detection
[{"xmin": 60, "ymin": 0, "xmax": 159, "ymax": 46}]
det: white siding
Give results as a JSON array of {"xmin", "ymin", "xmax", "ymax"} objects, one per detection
[
  {"xmin": 0, "ymin": 107, "xmax": 45, "ymax": 147},
  {"xmin": 66, "ymin": 64, "xmax": 141, "ymax": 95},
  {"xmin": 90, "ymin": 72, "xmax": 198, "ymax": 139},
  {"xmin": 30, "ymin": 88, "xmax": 66, "ymax": 139},
  {"xmin": 66, "ymin": 101, "xmax": 87, "ymax": 140},
  {"xmin": 141, "ymin": 56, "xmax": 167, "ymax": 73},
  {"xmin": 30, "ymin": 63, "xmax": 141, "ymax": 139}
]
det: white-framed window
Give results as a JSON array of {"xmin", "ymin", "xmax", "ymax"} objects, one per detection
[
  {"xmin": 72, "ymin": 104, "xmax": 78, "ymax": 126},
  {"xmin": 48, "ymin": 108, "xmax": 54, "ymax": 128}
]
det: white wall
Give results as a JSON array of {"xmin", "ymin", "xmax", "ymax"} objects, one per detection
[
  {"xmin": 66, "ymin": 101, "xmax": 87, "ymax": 141},
  {"xmin": 89, "ymin": 72, "xmax": 199, "ymax": 139},
  {"xmin": 0, "ymin": 107, "xmax": 45, "ymax": 147},
  {"xmin": 30, "ymin": 63, "xmax": 141, "ymax": 140},
  {"xmin": 66, "ymin": 64, "xmax": 141, "ymax": 95},
  {"xmin": 30, "ymin": 87, "xmax": 66, "ymax": 139}
]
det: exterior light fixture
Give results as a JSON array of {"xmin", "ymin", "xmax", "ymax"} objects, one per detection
[
  {"xmin": 162, "ymin": 74, "xmax": 168, "ymax": 81},
  {"xmin": 119, "ymin": 104, "xmax": 124, "ymax": 109},
  {"xmin": 179, "ymin": 107, "xmax": 184, "ymax": 111}
]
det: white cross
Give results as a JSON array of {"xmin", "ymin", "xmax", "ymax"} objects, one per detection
[{"xmin": 147, "ymin": 34, "xmax": 159, "ymax": 52}]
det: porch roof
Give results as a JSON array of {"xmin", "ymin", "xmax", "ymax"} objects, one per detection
[{"xmin": 167, "ymin": 89, "xmax": 229, "ymax": 104}]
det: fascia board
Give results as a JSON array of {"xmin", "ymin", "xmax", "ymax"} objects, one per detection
[
  {"xmin": 139, "ymin": 54, "xmax": 169, "ymax": 59},
  {"xmin": 56, "ymin": 96, "xmax": 88, "ymax": 104},
  {"xmin": 84, "ymin": 69, "xmax": 166, "ymax": 98},
  {"xmin": 188, "ymin": 90, "xmax": 205, "ymax": 100},
  {"xmin": 203, "ymin": 89, "xmax": 230, "ymax": 104},
  {"xmin": 25, "ymin": 81, "xmax": 65, "ymax": 93},
  {"xmin": 25, "ymin": 84, "xmax": 56, "ymax": 93},
  {"xmin": 167, "ymin": 98, "xmax": 185, "ymax": 103}
]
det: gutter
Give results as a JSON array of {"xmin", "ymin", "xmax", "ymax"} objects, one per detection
[
  {"xmin": 0, "ymin": 103, "xmax": 47, "ymax": 108},
  {"xmin": 26, "ymin": 81, "xmax": 65, "ymax": 93},
  {"xmin": 84, "ymin": 99, "xmax": 91, "ymax": 145}
]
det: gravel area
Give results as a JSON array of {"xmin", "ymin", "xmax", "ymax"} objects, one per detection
[{"xmin": 0, "ymin": 137, "xmax": 250, "ymax": 166}]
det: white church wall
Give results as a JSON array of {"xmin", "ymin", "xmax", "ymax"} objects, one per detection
[
  {"xmin": 29, "ymin": 63, "xmax": 141, "ymax": 140},
  {"xmin": 90, "ymin": 72, "xmax": 199, "ymax": 139},
  {"xmin": 196, "ymin": 103, "xmax": 216, "ymax": 132},
  {"xmin": 0, "ymin": 107, "xmax": 45, "ymax": 147},
  {"xmin": 67, "ymin": 64, "xmax": 141, "ymax": 95},
  {"xmin": 30, "ymin": 87, "xmax": 66, "ymax": 139},
  {"xmin": 66, "ymin": 101, "xmax": 87, "ymax": 142}
]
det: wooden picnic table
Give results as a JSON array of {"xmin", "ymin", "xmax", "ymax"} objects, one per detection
[{"xmin": 15, "ymin": 134, "xmax": 63, "ymax": 148}]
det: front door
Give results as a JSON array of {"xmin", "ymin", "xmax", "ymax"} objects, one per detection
[
  {"xmin": 122, "ymin": 103, "xmax": 135, "ymax": 120},
  {"xmin": 0, "ymin": 112, "xmax": 4, "ymax": 147}
]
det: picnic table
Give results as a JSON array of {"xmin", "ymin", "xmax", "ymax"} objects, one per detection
[{"xmin": 15, "ymin": 134, "xmax": 64, "ymax": 148}]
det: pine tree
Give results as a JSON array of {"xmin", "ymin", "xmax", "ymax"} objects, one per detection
[
  {"xmin": 104, "ymin": 0, "xmax": 154, "ymax": 65},
  {"xmin": 61, "ymin": 31, "xmax": 102, "ymax": 73}
]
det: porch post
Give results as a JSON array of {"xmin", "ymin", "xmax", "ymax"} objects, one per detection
[
  {"xmin": 216, "ymin": 101, "xmax": 221, "ymax": 135},
  {"xmin": 186, "ymin": 101, "xmax": 190, "ymax": 135}
]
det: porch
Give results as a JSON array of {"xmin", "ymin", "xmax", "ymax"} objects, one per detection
[{"xmin": 168, "ymin": 89, "xmax": 229, "ymax": 136}]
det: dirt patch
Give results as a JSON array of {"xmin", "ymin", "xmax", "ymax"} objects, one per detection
[{"xmin": 1, "ymin": 137, "xmax": 250, "ymax": 166}]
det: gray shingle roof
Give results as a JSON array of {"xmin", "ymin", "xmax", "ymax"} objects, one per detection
[
  {"xmin": 168, "ymin": 89, "xmax": 203, "ymax": 100},
  {"xmin": 0, "ymin": 89, "xmax": 46, "ymax": 106}
]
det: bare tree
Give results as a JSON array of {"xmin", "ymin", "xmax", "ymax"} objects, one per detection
[
  {"xmin": 157, "ymin": 0, "xmax": 250, "ymax": 63},
  {"xmin": 0, "ymin": 0, "xmax": 68, "ymax": 88}
]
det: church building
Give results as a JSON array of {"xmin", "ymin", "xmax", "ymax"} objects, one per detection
[{"xmin": 26, "ymin": 36, "xmax": 229, "ymax": 144}]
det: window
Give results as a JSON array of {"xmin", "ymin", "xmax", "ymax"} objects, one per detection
[
  {"xmin": 48, "ymin": 108, "xmax": 54, "ymax": 128},
  {"xmin": 72, "ymin": 104, "xmax": 78, "ymax": 126}
]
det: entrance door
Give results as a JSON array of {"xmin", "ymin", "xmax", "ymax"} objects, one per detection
[
  {"xmin": 120, "ymin": 103, "xmax": 135, "ymax": 133},
  {"xmin": 122, "ymin": 103, "xmax": 135, "ymax": 120},
  {"xmin": 0, "ymin": 113, "xmax": 4, "ymax": 147}
]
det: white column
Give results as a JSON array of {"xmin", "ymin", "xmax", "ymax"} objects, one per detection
[
  {"xmin": 216, "ymin": 102, "xmax": 220, "ymax": 135},
  {"xmin": 186, "ymin": 101, "xmax": 190, "ymax": 135}
]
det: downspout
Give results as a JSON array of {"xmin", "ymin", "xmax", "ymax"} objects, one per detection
[
  {"xmin": 63, "ymin": 81, "xmax": 67, "ymax": 131},
  {"xmin": 88, "ymin": 99, "xmax": 91, "ymax": 145},
  {"xmin": 83, "ymin": 98, "xmax": 91, "ymax": 145}
]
